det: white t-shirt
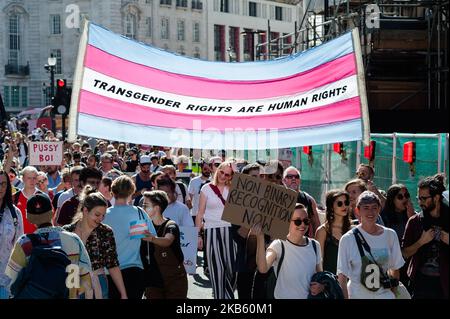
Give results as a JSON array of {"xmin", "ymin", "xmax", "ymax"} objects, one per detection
[
  {"xmin": 337, "ymin": 225, "xmax": 405, "ymax": 299},
  {"xmin": 188, "ymin": 176, "xmax": 210, "ymax": 217},
  {"xmin": 200, "ymin": 184, "xmax": 230, "ymax": 229},
  {"xmin": 163, "ymin": 201, "xmax": 194, "ymax": 227},
  {"xmin": 175, "ymin": 182, "xmax": 191, "ymax": 205},
  {"xmin": 269, "ymin": 238, "xmax": 321, "ymax": 299}
]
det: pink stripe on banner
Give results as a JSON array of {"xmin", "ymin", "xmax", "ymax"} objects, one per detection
[
  {"xmin": 78, "ymin": 90, "xmax": 361, "ymax": 131},
  {"xmin": 85, "ymin": 45, "xmax": 356, "ymax": 100}
]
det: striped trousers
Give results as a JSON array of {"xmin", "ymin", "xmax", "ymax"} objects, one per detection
[{"xmin": 205, "ymin": 227, "xmax": 237, "ymax": 299}]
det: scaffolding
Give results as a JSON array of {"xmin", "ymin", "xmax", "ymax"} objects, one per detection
[{"xmin": 255, "ymin": 0, "xmax": 449, "ymax": 111}]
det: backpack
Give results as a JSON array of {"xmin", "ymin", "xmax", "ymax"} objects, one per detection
[
  {"xmin": 252, "ymin": 238, "xmax": 317, "ymax": 299},
  {"xmin": 11, "ymin": 233, "xmax": 71, "ymax": 299}
]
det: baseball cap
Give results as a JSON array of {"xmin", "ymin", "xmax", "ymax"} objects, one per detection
[
  {"xmin": 357, "ymin": 191, "xmax": 381, "ymax": 207},
  {"xmin": 140, "ymin": 155, "xmax": 151, "ymax": 165},
  {"xmin": 27, "ymin": 193, "xmax": 53, "ymax": 216},
  {"xmin": 209, "ymin": 156, "xmax": 223, "ymax": 165}
]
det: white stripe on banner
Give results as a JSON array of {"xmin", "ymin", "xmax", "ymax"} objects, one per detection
[
  {"xmin": 81, "ymin": 68, "xmax": 359, "ymax": 117},
  {"xmin": 78, "ymin": 113, "xmax": 363, "ymax": 150}
]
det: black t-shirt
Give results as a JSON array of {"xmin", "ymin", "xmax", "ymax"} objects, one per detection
[
  {"xmin": 125, "ymin": 159, "xmax": 139, "ymax": 172},
  {"xmin": 140, "ymin": 219, "xmax": 184, "ymax": 287}
]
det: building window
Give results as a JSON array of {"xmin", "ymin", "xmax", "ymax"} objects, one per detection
[
  {"xmin": 214, "ymin": 25, "xmax": 225, "ymax": 61},
  {"xmin": 3, "ymin": 86, "xmax": 28, "ymax": 108},
  {"xmin": 220, "ymin": 0, "xmax": 229, "ymax": 13},
  {"xmin": 21, "ymin": 86, "xmax": 28, "ymax": 107},
  {"xmin": 249, "ymin": 2, "xmax": 257, "ymax": 17},
  {"xmin": 9, "ymin": 14, "xmax": 20, "ymax": 67},
  {"xmin": 3, "ymin": 87, "xmax": 10, "ymax": 107},
  {"xmin": 177, "ymin": 20, "xmax": 185, "ymax": 41},
  {"xmin": 51, "ymin": 49, "xmax": 62, "ymax": 74},
  {"xmin": 176, "ymin": 0, "xmax": 187, "ymax": 7},
  {"xmin": 192, "ymin": 0, "xmax": 203, "ymax": 10},
  {"xmin": 146, "ymin": 17, "xmax": 152, "ymax": 37},
  {"xmin": 178, "ymin": 45, "xmax": 185, "ymax": 55},
  {"xmin": 275, "ymin": 6, "xmax": 283, "ymax": 21},
  {"xmin": 11, "ymin": 86, "xmax": 20, "ymax": 108},
  {"xmin": 124, "ymin": 13, "xmax": 137, "ymax": 39},
  {"xmin": 193, "ymin": 22, "xmax": 200, "ymax": 42},
  {"xmin": 228, "ymin": 26, "xmax": 239, "ymax": 61},
  {"xmin": 160, "ymin": 0, "xmax": 171, "ymax": 5},
  {"xmin": 161, "ymin": 17, "xmax": 169, "ymax": 40},
  {"xmin": 50, "ymin": 14, "xmax": 61, "ymax": 35},
  {"xmin": 43, "ymin": 87, "xmax": 52, "ymax": 106}
]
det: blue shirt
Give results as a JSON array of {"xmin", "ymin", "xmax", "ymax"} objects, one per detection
[
  {"xmin": 47, "ymin": 173, "xmax": 61, "ymax": 190},
  {"xmin": 163, "ymin": 201, "xmax": 194, "ymax": 227},
  {"xmin": 103, "ymin": 205, "xmax": 149, "ymax": 270}
]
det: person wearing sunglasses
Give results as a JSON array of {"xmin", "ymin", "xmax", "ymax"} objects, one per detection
[
  {"xmin": 337, "ymin": 191, "xmax": 404, "ymax": 299},
  {"xmin": 208, "ymin": 156, "xmax": 223, "ymax": 176},
  {"xmin": 282, "ymin": 166, "xmax": 321, "ymax": 238},
  {"xmin": 402, "ymin": 174, "xmax": 448, "ymax": 299},
  {"xmin": 196, "ymin": 161, "xmax": 237, "ymax": 299},
  {"xmin": 315, "ymin": 190, "xmax": 353, "ymax": 275},
  {"xmin": 251, "ymin": 203, "xmax": 322, "ymax": 299},
  {"xmin": 380, "ymin": 184, "xmax": 417, "ymax": 242},
  {"xmin": 379, "ymin": 184, "xmax": 417, "ymax": 291}
]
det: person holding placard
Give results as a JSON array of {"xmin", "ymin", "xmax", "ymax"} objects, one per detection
[
  {"xmin": 252, "ymin": 203, "xmax": 322, "ymax": 299},
  {"xmin": 140, "ymin": 190, "xmax": 187, "ymax": 299}
]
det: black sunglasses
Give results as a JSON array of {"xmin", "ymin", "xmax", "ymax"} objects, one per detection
[
  {"xmin": 213, "ymin": 163, "xmax": 221, "ymax": 167},
  {"xmin": 336, "ymin": 200, "xmax": 350, "ymax": 207},
  {"xmin": 396, "ymin": 193, "xmax": 410, "ymax": 200},
  {"xmin": 291, "ymin": 218, "xmax": 310, "ymax": 226},
  {"xmin": 285, "ymin": 174, "xmax": 300, "ymax": 180}
]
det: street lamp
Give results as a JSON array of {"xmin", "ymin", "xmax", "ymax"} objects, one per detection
[
  {"xmin": 44, "ymin": 54, "xmax": 57, "ymax": 133},
  {"xmin": 240, "ymin": 30, "xmax": 265, "ymax": 61},
  {"xmin": 44, "ymin": 54, "xmax": 57, "ymax": 101}
]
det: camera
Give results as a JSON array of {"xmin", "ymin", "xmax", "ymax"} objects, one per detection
[{"xmin": 381, "ymin": 276, "xmax": 399, "ymax": 289}]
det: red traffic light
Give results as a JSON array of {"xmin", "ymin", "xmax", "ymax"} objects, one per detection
[{"xmin": 57, "ymin": 79, "xmax": 66, "ymax": 88}]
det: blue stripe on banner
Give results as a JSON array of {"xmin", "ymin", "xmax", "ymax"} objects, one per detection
[
  {"xmin": 88, "ymin": 23, "xmax": 354, "ymax": 81},
  {"xmin": 78, "ymin": 113, "xmax": 362, "ymax": 150}
]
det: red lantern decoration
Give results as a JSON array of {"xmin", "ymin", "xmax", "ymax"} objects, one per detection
[
  {"xmin": 303, "ymin": 146, "xmax": 312, "ymax": 155},
  {"xmin": 333, "ymin": 143, "xmax": 343, "ymax": 154},
  {"xmin": 403, "ymin": 142, "xmax": 416, "ymax": 164},
  {"xmin": 364, "ymin": 141, "xmax": 376, "ymax": 161}
]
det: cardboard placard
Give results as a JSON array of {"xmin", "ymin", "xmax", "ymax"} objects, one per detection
[
  {"xmin": 179, "ymin": 226, "xmax": 198, "ymax": 274},
  {"xmin": 221, "ymin": 173, "xmax": 298, "ymax": 239},
  {"xmin": 29, "ymin": 142, "xmax": 63, "ymax": 166}
]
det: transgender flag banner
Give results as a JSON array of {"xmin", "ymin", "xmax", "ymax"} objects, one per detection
[{"xmin": 69, "ymin": 21, "xmax": 370, "ymax": 150}]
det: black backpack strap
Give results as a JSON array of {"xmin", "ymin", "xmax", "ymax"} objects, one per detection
[
  {"xmin": 7, "ymin": 203, "xmax": 19, "ymax": 228},
  {"xmin": 311, "ymin": 238, "xmax": 317, "ymax": 256},
  {"xmin": 352, "ymin": 228, "xmax": 366, "ymax": 258},
  {"xmin": 177, "ymin": 181, "xmax": 187, "ymax": 203},
  {"xmin": 13, "ymin": 191, "xmax": 20, "ymax": 206},
  {"xmin": 276, "ymin": 240, "xmax": 285, "ymax": 277}
]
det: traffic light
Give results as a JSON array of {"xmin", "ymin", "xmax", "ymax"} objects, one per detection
[{"xmin": 51, "ymin": 79, "xmax": 71, "ymax": 116}]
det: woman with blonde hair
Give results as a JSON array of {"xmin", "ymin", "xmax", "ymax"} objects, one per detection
[
  {"xmin": 64, "ymin": 186, "xmax": 127, "ymax": 299},
  {"xmin": 196, "ymin": 161, "xmax": 237, "ymax": 299}
]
